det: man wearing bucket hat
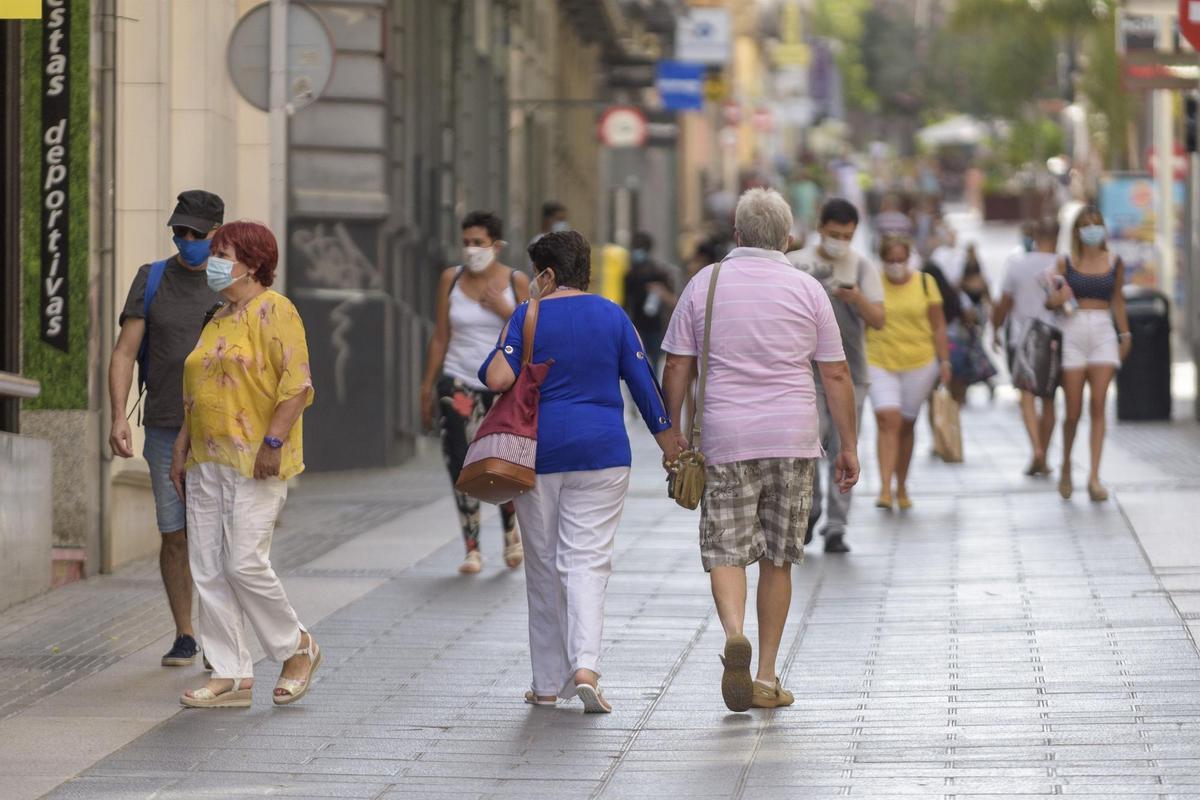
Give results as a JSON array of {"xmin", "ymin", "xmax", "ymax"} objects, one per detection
[{"xmin": 107, "ymin": 189, "xmax": 224, "ymax": 668}]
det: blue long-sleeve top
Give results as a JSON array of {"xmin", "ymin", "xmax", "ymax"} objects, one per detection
[{"xmin": 478, "ymin": 294, "xmax": 672, "ymax": 475}]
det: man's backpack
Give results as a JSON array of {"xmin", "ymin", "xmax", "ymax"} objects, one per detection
[{"xmin": 135, "ymin": 259, "xmax": 169, "ymax": 394}]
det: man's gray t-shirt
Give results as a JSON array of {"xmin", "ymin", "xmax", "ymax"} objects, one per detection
[
  {"xmin": 787, "ymin": 244, "xmax": 884, "ymax": 387},
  {"xmin": 119, "ymin": 256, "xmax": 218, "ymax": 428}
]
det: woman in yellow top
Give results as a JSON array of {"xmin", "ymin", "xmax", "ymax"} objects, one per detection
[
  {"xmin": 169, "ymin": 220, "xmax": 319, "ymax": 709},
  {"xmin": 866, "ymin": 237, "xmax": 951, "ymax": 510}
]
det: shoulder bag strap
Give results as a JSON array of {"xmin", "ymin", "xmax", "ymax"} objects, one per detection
[
  {"xmin": 520, "ymin": 298, "xmax": 540, "ymax": 367},
  {"xmin": 690, "ymin": 263, "xmax": 722, "ymax": 447}
]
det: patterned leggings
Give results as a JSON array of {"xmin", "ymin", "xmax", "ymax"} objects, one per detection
[{"xmin": 437, "ymin": 376, "xmax": 518, "ymax": 551}]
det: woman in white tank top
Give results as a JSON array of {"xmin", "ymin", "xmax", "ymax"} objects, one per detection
[{"xmin": 420, "ymin": 212, "xmax": 531, "ymax": 575}]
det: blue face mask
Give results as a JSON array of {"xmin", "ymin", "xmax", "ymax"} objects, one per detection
[
  {"xmin": 206, "ymin": 256, "xmax": 246, "ymax": 293},
  {"xmin": 174, "ymin": 235, "xmax": 212, "ymax": 267},
  {"xmin": 631, "ymin": 248, "xmax": 648, "ymax": 265},
  {"xmin": 1079, "ymin": 225, "xmax": 1106, "ymax": 247},
  {"xmin": 1022, "ymin": 236, "xmax": 1035, "ymax": 253}
]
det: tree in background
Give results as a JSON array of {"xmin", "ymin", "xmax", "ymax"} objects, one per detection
[{"xmin": 811, "ymin": 0, "xmax": 877, "ymax": 114}]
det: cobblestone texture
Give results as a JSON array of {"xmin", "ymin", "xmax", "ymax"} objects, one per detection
[{"xmin": 38, "ymin": 394, "xmax": 1200, "ymax": 800}]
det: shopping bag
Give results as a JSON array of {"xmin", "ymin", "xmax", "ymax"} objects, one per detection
[
  {"xmin": 949, "ymin": 325, "xmax": 998, "ymax": 386},
  {"xmin": 931, "ymin": 387, "xmax": 963, "ymax": 463},
  {"xmin": 1011, "ymin": 319, "xmax": 1062, "ymax": 398}
]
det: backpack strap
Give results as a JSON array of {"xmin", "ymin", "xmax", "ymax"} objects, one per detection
[
  {"xmin": 448, "ymin": 265, "xmax": 464, "ymax": 296},
  {"xmin": 136, "ymin": 259, "xmax": 170, "ymax": 393},
  {"xmin": 509, "ymin": 268, "xmax": 517, "ymax": 296}
]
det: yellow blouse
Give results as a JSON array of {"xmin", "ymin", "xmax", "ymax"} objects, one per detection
[{"xmin": 182, "ymin": 290, "xmax": 314, "ymax": 480}]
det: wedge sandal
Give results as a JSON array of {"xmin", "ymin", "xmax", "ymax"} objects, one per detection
[
  {"xmin": 720, "ymin": 634, "xmax": 754, "ymax": 712},
  {"xmin": 180, "ymin": 679, "xmax": 252, "ymax": 709},
  {"xmin": 273, "ymin": 635, "xmax": 322, "ymax": 706},
  {"xmin": 575, "ymin": 684, "xmax": 611, "ymax": 714}
]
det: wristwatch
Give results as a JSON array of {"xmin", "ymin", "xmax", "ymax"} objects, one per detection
[{"xmin": 263, "ymin": 436, "xmax": 284, "ymax": 449}]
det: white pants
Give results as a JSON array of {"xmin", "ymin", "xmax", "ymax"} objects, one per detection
[
  {"xmin": 868, "ymin": 361, "xmax": 940, "ymax": 420},
  {"xmin": 513, "ymin": 466, "xmax": 631, "ymax": 699},
  {"xmin": 186, "ymin": 462, "xmax": 303, "ymax": 680}
]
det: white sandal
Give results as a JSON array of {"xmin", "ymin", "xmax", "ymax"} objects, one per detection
[
  {"xmin": 181, "ymin": 679, "xmax": 252, "ymax": 709},
  {"xmin": 524, "ymin": 690, "xmax": 556, "ymax": 707},
  {"xmin": 273, "ymin": 635, "xmax": 322, "ymax": 706},
  {"xmin": 575, "ymin": 684, "xmax": 611, "ymax": 714}
]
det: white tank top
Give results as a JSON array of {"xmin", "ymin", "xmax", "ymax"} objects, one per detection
[{"xmin": 442, "ymin": 268, "xmax": 516, "ymax": 391}]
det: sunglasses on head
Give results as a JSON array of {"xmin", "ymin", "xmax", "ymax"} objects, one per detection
[{"xmin": 173, "ymin": 226, "xmax": 210, "ymax": 240}]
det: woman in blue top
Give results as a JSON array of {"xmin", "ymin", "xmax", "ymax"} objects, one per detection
[{"xmin": 481, "ymin": 231, "xmax": 684, "ymax": 713}]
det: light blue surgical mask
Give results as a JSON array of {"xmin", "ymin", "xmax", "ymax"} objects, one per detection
[
  {"xmin": 174, "ymin": 235, "xmax": 212, "ymax": 267},
  {"xmin": 550, "ymin": 220, "xmax": 569, "ymax": 233},
  {"xmin": 1079, "ymin": 225, "xmax": 1106, "ymax": 247},
  {"xmin": 206, "ymin": 256, "xmax": 247, "ymax": 293}
]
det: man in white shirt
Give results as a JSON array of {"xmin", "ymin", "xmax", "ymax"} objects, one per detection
[
  {"xmin": 992, "ymin": 217, "xmax": 1059, "ymax": 477},
  {"xmin": 930, "ymin": 226, "xmax": 965, "ymax": 285},
  {"xmin": 787, "ymin": 198, "xmax": 885, "ymax": 554}
]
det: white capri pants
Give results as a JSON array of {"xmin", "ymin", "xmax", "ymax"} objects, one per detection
[
  {"xmin": 513, "ymin": 466, "xmax": 631, "ymax": 699},
  {"xmin": 1061, "ymin": 309, "xmax": 1120, "ymax": 370},
  {"xmin": 868, "ymin": 361, "xmax": 940, "ymax": 420},
  {"xmin": 186, "ymin": 461, "xmax": 304, "ymax": 680}
]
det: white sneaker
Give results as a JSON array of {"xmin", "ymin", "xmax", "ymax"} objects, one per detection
[{"xmin": 458, "ymin": 550, "xmax": 483, "ymax": 574}]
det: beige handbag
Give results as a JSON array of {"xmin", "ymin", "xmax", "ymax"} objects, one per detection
[{"xmin": 668, "ymin": 262, "xmax": 721, "ymax": 510}]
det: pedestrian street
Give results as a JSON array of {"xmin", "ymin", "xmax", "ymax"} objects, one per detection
[{"xmin": 3, "ymin": 392, "xmax": 1196, "ymax": 799}]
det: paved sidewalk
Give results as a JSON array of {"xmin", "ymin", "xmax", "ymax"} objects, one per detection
[{"xmin": 25, "ymin": 391, "xmax": 1200, "ymax": 799}]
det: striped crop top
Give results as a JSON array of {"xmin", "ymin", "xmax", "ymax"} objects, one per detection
[{"xmin": 1065, "ymin": 256, "xmax": 1117, "ymax": 302}]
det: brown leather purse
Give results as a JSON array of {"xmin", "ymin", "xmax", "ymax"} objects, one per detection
[
  {"xmin": 455, "ymin": 299, "xmax": 551, "ymax": 504},
  {"xmin": 667, "ymin": 262, "xmax": 721, "ymax": 510}
]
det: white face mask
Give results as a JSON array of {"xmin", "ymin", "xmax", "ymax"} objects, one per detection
[
  {"xmin": 463, "ymin": 246, "xmax": 494, "ymax": 274},
  {"xmin": 821, "ymin": 238, "xmax": 849, "ymax": 260},
  {"xmin": 883, "ymin": 261, "xmax": 910, "ymax": 282}
]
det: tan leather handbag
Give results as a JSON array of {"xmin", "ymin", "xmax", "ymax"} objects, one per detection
[{"xmin": 668, "ymin": 262, "xmax": 721, "ymax": 510}]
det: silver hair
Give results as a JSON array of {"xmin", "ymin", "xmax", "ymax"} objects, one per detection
[{"xmin": 734, "ymin": 188, "xmax": 793, "ymax": 251}]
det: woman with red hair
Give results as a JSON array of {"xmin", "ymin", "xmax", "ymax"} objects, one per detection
[{"xmin": 170, "ymin": 220, "xmax": 320, "ymax": 708}]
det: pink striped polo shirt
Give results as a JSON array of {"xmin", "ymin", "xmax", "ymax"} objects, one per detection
[{"xmin": 662, "ymin": 247, "xmax": 845, "ymax": 466}]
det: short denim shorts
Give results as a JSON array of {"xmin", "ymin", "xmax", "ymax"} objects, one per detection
[{"xmin": 143, "ymin": 425, "xmax": 186, "ymax": 533}]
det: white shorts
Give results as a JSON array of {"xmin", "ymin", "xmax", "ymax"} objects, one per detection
[
  {"xmin": 868, "ymin": 362, "xmax": 940, "ymax": 420},
  {"xmin": 1061, "ymin": 309, "xmax": 1119, "ymax": 370}
]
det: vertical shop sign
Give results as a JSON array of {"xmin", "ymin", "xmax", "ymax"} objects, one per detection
[{"xmin": 39, "ymin": 0, "xmax": 68, "ymax": 350}]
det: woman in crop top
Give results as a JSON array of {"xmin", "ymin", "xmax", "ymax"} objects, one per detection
[
  {"xmin": 420, "ymin": 211, "xmax": 531, "ymax": 574},
  {"xmin": 1046, "ymin": 207, "xmax": 1132, "ymax": 503}
]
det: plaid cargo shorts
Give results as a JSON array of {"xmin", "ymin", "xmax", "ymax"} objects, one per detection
[{"xmin": 699, "ymin": 458, "xmax": 816, "ymax": 571}]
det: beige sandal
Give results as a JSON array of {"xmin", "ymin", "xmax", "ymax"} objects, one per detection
[
  {"xmin": 575, "ymin": 684, "xmax": 611, "ymax": 713},
  {"xmin": 181, "ymin": 679, "xmax": 252, "ymax": 709},
  {"xmin": 524, "ymin": 690, "xmax": 556, "ymax": 707},
  {"xmin": 273, "ymin": 635, "xmax": 322, "ymax": 706},
  {"xmin": 504, "ymin": 527, "xmax": 524, "ymax": 569}
]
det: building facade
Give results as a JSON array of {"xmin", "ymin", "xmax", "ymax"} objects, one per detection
[{"xmin": 1, "ymin": 0, "xmax": 679, "ymax": 592}]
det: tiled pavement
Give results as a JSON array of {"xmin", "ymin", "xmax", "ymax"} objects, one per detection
[
  {"xmin": 27, "ymin": 389, "xmax": 1200, "ymax": 800},
  {"xmin": 0, "ymin": 455, "xmax": 448, "ymax": 722}
]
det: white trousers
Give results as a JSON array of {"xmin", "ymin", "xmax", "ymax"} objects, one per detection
[
  {"xmin": 514, "ymin": 466, "xmax": 631, "ymax": 698},
  {"xmin": 186, "ymin": 462, "xmax": 303, "ymax": 680}
]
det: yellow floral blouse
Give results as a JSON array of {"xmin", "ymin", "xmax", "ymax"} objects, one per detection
[{"xmin": 182, "ymin": 290, "xmax": 314, "ymax": 480}]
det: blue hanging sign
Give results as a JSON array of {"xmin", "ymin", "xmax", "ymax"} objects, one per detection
[{"xmin": 656, "ymin": 61, "xmax": 705, "ymax": 112}]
